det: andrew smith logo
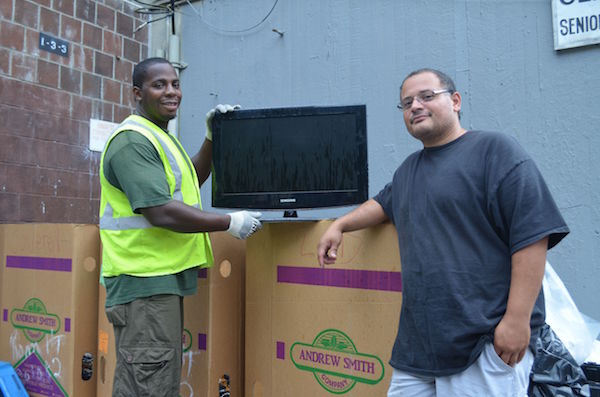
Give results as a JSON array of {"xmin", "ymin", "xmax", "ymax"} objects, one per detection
[
  {"xmin": 11, "ymin": 298, "xmax": 61, "ymax": 343},
  {"xmin": 290, "ymin": 329, "xmax": 384, "ymax": 394}
]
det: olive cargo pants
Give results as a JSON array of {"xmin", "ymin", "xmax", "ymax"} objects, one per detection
[{"xmin": 105, "ymin": 294, "xmax": 183, "ymax": 397}]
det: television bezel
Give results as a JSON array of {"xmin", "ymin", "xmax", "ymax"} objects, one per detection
[{"xmin": 211, "ymin": 104, "xmax": 368, "ymax": 210}]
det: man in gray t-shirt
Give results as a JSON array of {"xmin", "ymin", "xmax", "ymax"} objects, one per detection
[{"xmin": 317, "ymin": 68, "xmax": 568, "ymax": 396}]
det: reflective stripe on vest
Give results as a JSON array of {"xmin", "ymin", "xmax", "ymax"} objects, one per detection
[{"xmin": 100, "ymin": 201, "xmax": 201, "ymax": 230}]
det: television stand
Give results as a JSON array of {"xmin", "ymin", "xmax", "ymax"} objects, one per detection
[{"xmin": 283, "ymin": 210, "xmax": 298, "ymax": 218}]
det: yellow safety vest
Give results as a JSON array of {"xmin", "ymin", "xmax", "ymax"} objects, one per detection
[{"xmin": 99, "ymin": 115, "xmax": 213, "ymax": 277}]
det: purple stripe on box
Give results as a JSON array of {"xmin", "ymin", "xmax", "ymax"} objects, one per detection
[
  {"xmin": 276, "ymin": 341, "xmax": 285, "ymax": 360},
  {"xmin": 2, "ymin": 309, "xmax": 7, "ymax": 322},
  {"xmin": 6, "ymin": 256, "xmax": 72, "ymax": 272},
  {"xmin": 198, "ymin": 268, "xmax": 207, "ymax": 279},
  {"xmin": 277, "ymin": 265, "xmax": 402, "ymax": 292},
  {"xmin": 65, "ymin": 318, "xmax": 71, "ymax": 332},
  {"xmin": 198, "ymin": 333, "xmax": 207, "ymax": 350}
]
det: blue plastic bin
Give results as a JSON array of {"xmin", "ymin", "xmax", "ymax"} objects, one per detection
[{"xmin": 0, "ymin": 361, "xmax": 28, "ymax": 397}]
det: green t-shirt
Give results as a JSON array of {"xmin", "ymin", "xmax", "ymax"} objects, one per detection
[
  {"xmin": 103, "ymin": 130, "xmax": 171, "ymax": 212},
  {"xmin": 104, "ymin": 270, "xmax": 199, "ymax": 307},
  {"xmin": 102, "ymin": 130, "xmax": 199, "ymax": 307}
]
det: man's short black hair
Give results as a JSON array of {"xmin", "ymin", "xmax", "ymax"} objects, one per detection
[
  {"xmin": 132, "ymin": 57, "xmax": 172, "ymax": 88},
  {"xmin": 400, "ymin": 68, "xmax": 457, "ymax": 93}
]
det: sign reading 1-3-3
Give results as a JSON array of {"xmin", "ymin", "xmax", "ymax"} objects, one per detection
[
  {"xmin": 552, "ymin": 0, "xmax": 600, "ymax": 50},
  {"xmin": 39, "ymin": 32, "xmax": 69, "ymax": 57}
]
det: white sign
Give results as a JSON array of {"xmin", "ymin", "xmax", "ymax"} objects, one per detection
[
  {"xmin": 552, "ymin": 0, "xmax": 600, "ymax": 50},
  {"xmin": 89, "ymin": 119, "xmax": 118, "ymax": 152}
]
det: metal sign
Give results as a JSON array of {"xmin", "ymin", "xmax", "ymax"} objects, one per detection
[
  {"xmin": 552, "ymin": 0, "xmax": 600, "ymax": 50},
  {"xmin": 39, "ymin": 32, "xmax": 69, "ymax": 57}
]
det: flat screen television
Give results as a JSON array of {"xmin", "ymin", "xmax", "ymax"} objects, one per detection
[{"xmin": 211, "ymin": 105, "xmax": 368, "ymax": 211}]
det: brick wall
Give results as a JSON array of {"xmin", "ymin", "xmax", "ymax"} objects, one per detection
[{"xmin": 0, "ymin": 0, "xmax": 148, "ymax": 224}]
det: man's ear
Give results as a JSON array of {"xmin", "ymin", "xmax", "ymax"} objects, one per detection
[
  {"xmin": 133, "ymin": 86, "xmax": 142, "ymax": 103},
  {"xmin": 451, "ymin": 91, "xmax": 462, "ymax": 113}
]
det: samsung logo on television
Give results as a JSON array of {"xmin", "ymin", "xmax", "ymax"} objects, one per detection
[{"xmin": 280, "ymin": 198, "xmax": 297, "ymax": 203}]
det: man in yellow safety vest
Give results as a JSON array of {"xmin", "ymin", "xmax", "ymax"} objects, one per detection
[{"xmin": 99, "ymin": 57, "xmax": 261, "ymax": 396}]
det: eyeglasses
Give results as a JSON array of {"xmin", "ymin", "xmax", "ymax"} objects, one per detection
[{"xmin": 397, "ymin": 89, "xmax": 453, "ymax": 110}]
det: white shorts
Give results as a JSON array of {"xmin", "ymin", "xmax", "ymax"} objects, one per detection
[{"xmin": 387, "ymin": 343, "xmax": 534, "ymax": 397}]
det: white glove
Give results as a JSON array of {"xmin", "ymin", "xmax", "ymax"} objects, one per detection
[
  {"xmin": 227, "ymin": 211, "xmax": 262, "ymax": 239},
  {"xmin": 205, "ymin": 104, "xmax": 241, "ymax": 141}
]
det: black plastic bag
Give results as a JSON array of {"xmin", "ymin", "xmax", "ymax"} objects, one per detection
[{"xmin": 528, "ymin": 323, "xmax": 591, "ymax": 397}]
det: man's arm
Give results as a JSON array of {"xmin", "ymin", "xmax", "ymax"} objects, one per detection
[
  {"xmin": 191, "ymin": 138, "xmax": 212, "ymax": 185},
  {"xmin": 494, "ymin": 236, "xmax": 548, "ymax": 366},
  {"xmin": 192, "ymin": 104, "xmax": 240, "ymax": 184},
  {"xmin": 140, "ymin": 201, "xmax": 262, "ymax": 239},
  {"xmin": 140, "ymin": 200, "xmax": 229, "ymax": 233},
  {"xmin": 317, "ymin": 199, "xmax": 388, "ymax": 266}
]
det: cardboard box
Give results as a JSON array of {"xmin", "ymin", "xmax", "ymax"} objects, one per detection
[
  {"xmin": 0, "ymin": 226, "xmax": 4, "ymax": 332},
  {"xmin": 246, "ymin": 221, "xmax": 402, "ymax": 396},
  {"xmin": 95, "ymin": 286, "xmax": 115, "ymax": 396},
  {"xmin": 0, "ymin": 223, "xmax": 100, "ymax": 397},
  {"xmin": 96, "ymin": 231, "xmax": 246, "ymax": 397}
]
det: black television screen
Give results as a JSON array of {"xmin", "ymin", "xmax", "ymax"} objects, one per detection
[{"xmin": 211, "ymin": 105, "xmax": 368, "ymax": 210}]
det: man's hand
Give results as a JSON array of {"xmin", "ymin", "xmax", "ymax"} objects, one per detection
[
  {"xmin": 317, "ymin": 224, "xmax": 344, "ymax": 266},
  {"xmin": 316, "ymin": 200, "xmax": 389, "ymax": 267},
  {"xmin": 227, "ymin": 210, "xmax": 262, "ymax": 239},
  {"xmin": 493, "ymin": 313, "xmax": 531, "ymax": 366},
  {"xmin": 494, "ymin": 237, "xmax": 548, "ymax": 366},
  {"xmin": 205, "ymin": 104, "xmax": 241, "ymax": 141}
]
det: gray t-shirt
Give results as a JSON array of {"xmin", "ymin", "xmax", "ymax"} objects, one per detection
[{"xmin": 373, "ymin": 130, "xmax": 569, "ymax": 377}]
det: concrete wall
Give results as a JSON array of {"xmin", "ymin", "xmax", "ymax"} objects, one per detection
[
  {"xmin": 0, "ymin": 0, "xmax": 148, "ymax": 223},
  {"xmin": 172, "ymin": 1, "xmax": 600, "ymax": 320}
]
